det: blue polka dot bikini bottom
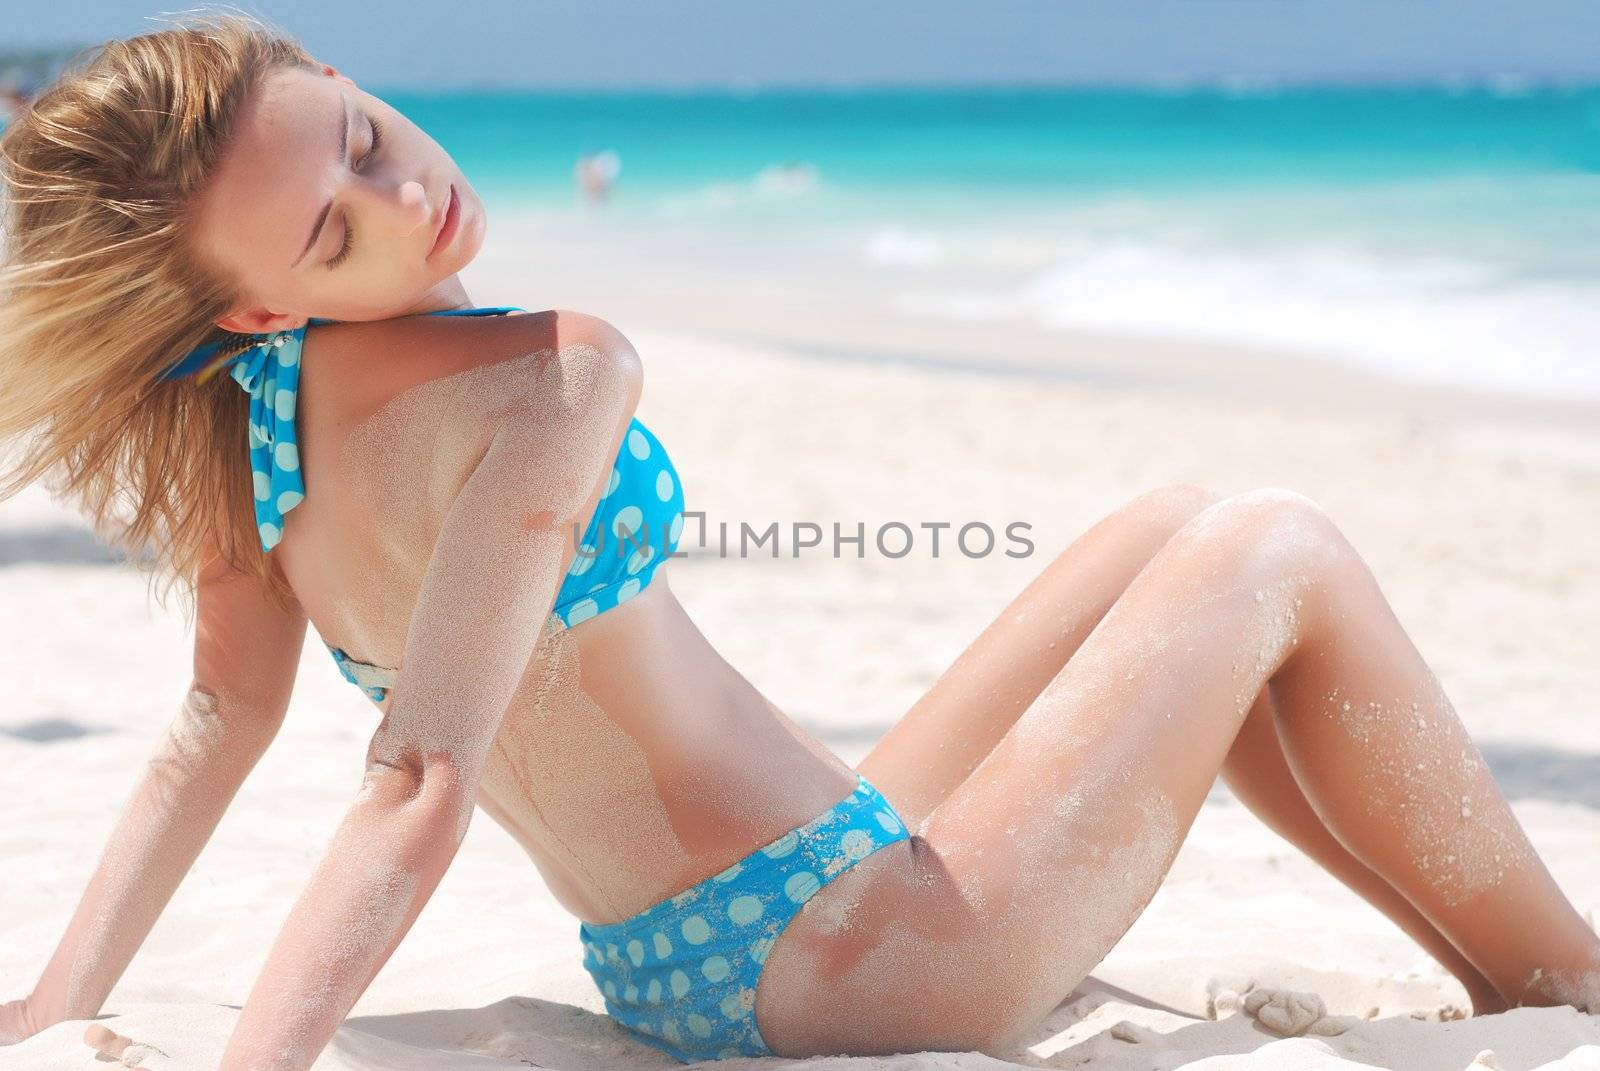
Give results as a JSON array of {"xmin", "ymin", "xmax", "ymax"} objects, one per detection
[{"xmin": 577, "ymin": 772, "xmax": 912, "ymax": 1063}]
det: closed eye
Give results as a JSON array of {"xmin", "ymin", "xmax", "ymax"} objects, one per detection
[{"xmin": 326, "ymin": 115, "xmax": 387, "ymax": 270}]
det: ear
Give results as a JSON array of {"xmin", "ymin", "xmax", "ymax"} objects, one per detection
[
  {"xmin": 319, "ymin": 63, "xmax": 355, "ymax": 87},
  {"xmin": 215, "ymin": 308, "xmax": 306, "ymax": 335}
]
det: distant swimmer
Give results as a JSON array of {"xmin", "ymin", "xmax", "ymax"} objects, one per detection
[
  {"xmin": 574, "ymin": 149, "xmax": 621, "ymax": 206},
  {"xmin": 754, "ymin": 161, "xmax": 819, "ymax": 195}
]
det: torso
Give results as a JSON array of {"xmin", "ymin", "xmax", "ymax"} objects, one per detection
[{"xmin": 270, "ymin": 309, "xmax": 856, "ymax": 924}]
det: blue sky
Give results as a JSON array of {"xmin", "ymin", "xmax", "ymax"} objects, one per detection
[{"xmin": 4, "ymin": 1, "xmax": 1600, "ymax": 90}]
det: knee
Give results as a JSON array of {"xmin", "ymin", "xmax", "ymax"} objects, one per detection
[
  {"xmin": 1185, "ymin": 487, "xmax": 1350, "ymax": 576},
  {"xmin": 1117, "ymin": 482, "xmax": 1226, "ymax": 537}
]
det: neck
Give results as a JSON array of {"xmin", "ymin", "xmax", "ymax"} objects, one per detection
[{"xmin": 393, "ymin": 274, "xmax": 475, "ymax": 316}]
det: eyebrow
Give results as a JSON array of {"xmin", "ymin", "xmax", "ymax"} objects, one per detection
[{"xmin": 292, "ymin": 95, "xmax": 353, "ymax": 269}]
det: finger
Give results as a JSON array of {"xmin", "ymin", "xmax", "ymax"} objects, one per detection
[{"xmin": 83, "ymin": 1022, "xmax": 132, "ymax": 1057}]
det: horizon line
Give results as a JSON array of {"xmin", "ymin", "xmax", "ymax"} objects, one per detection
[{"xmin": 364, "ymin": 74, "xmax": 1600, "ymax": 95}]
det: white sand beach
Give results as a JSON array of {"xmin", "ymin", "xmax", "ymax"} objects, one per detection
[{"xmin": 3, "ymin": 212, "xmax": 1599, "ymax": 1069}]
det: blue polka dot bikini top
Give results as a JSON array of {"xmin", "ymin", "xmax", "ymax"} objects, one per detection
[{"xmin": 165, "ymin": 304, "xmax": 685, "ymax": 705}]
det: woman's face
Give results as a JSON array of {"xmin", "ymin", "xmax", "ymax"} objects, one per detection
[{"xmin": 191, "ymin": 63, "xmax": 486, "ymax": 333}]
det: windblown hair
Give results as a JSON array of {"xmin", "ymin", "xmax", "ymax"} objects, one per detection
[{"xmin": 0, "ymin": 8, "xmax": 317, "ymax": 622}]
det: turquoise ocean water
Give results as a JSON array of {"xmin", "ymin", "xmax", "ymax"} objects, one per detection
[
  {"xmin": 380, "ymin": 84, "xmax": 1600, "ymax": 399},
  {"xmin": 10, "ymin": 83, "xmax": 1594, "ymax": 397}
]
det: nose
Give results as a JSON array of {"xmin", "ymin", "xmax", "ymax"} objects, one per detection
[{"xmin": 348, "ymin": 177, "xmax": 434, "ymax": 238}]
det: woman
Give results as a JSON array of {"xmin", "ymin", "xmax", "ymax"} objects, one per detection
[{"xmin": 0, "ymin": 12, "xmax": 1595, "ymax": 1069}]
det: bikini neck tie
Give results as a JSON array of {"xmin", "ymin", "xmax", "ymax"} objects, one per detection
[
  {"xmin": 162, "ymin": 324, "xmax": 320, "ymax": 552},
  {"xmin": 160, "ymin": 307, "xmax": 515, "ymax": 553}
]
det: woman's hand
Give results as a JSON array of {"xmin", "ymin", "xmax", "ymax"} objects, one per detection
[
  {"xmin": 2, "ymin": 1001, "xmax": 163, "ymax": 1068},
  {"xmin": 0, "ymin": 996, "xmax": 44, "ymax": 1044},
  {"xmin": 9, "ymin": 551, "xmax": 303, "ymax": 1048},
  {"xmin": 84, "ymin": 1023, "xmax": 163, "ymax": 1068}
]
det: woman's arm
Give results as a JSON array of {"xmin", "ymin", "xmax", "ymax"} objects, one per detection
[
  {"xmin": 218, "ymin": 325, "xmax": 642, "ymax": 1071},
  {"xmin": 6, "ymin": 543, "xmax": 305, "ymax": 1039}
]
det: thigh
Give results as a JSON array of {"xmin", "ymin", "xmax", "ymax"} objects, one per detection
[
  {"xmin": 857, "ymin": 483, "xmax": 1223, "ymax": 830},
  {"xmin": 758, "ymin": 490, "xmax": 1337, "ymax": 1058}
]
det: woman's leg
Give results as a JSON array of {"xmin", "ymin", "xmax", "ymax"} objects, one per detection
[
  {"xmin": 1223, "ymin": 689, "xmax": 1508, "ymax": 1013},
  {"xmin": 857, "ymin": 483, "xmax": 1503, "ymax": 1012},
  {"xmin": 858, "ymin": 483, "xmax": 1225, "ymax": 828},
  {"xmin": 758, "ymin": 489, "xmax": 1598, "ymax": 1057}
]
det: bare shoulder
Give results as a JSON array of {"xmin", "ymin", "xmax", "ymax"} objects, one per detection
[
  {"xmin": 314, "ymin": 309, "xmax": 642, "ymax": 521},
  {"xmin": 304, "ymin": 307, "xmax": 641, "ymax": 434},
  {"xmin": 422, "ymin": 309, "xmax": 643, "ymax": 439}
]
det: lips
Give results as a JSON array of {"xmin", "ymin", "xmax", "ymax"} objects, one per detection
[{"xmin": 427, "ymin": 184, "xmax": 459, "ymax": 260}]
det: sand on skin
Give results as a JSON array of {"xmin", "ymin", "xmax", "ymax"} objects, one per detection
[{"xmin": 2, "ymin": 250, "xmax": 1599, "ymax": 1068}]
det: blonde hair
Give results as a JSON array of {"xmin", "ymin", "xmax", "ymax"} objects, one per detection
[{"xmin": 0, "ymin": 8, "xmax": 319, "ymax": 621}]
